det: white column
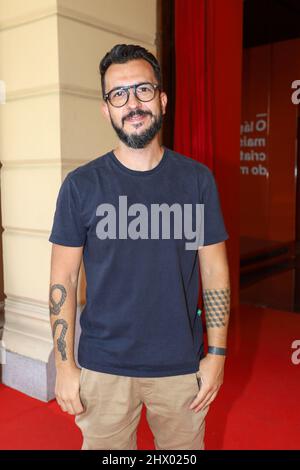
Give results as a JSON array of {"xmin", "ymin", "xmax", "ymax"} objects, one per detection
[{"xmin": 0, "ymin": 0, "xmax": 157, "ymax": 401}]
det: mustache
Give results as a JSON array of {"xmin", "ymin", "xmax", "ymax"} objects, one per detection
[{"xmin": 122, "ymin": 109, "xmax": 152, "ymax": 125}]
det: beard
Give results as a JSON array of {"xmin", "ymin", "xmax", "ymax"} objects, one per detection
[{"xmin": 109, "ymin": 108, "xmax": 163, "ymax": 149}]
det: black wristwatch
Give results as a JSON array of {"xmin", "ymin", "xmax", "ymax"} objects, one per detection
[{"xmin": 208, "ymin": 346, "xmax": 227, "ymax": 356}]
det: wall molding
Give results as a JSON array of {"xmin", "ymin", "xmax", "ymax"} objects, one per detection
[
  {"xmin": 57, "ymin": 5, "xmax": 156, "ymax": 46},
  {"xmin": 0, "ymin": 158, "xmax": 88, "ymax": 170},
  {"xmin": 4, "ymin": 295, "xmax": 50, "ymax": 319},
  {"xmin": 0, "ymin": 6, "xmax": 57, "ymax": 32},
  {"xmin": 2, "ymin": 295, "xmax": 84, "ymax": 362},
  {"xmin": 4, "ymin": 82, "xmax": 101, "ymax": 102},
  {"xmin": 0, "ymin": 5, "xmax": 156, "ymax": 46},
  {"xmin": 3, "ymin": 227, "xmax": 53, "ymax": 238},
  {"xmin": 2, "ymin": 296, "xmax": 53, "ymax": 362}
]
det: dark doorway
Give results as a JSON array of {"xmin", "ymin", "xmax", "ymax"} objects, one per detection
[{"xmin": 156, "ymin": 0, "xmax": 175, "ymax": 149}]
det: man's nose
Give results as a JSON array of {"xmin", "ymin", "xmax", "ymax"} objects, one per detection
[{"xmin": 126, "ymin": 88, "xmax": 142, "ymax": 108}]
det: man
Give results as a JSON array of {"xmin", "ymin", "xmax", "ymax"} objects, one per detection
[{"xmin": 48, "ymin": 43, "xmax": 230, "ymax": 450}]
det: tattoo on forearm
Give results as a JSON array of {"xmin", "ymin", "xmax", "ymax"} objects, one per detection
[
  {"xmin": 52, "ymin": 319, "xmax": 68, "ymax": 361},
  {"xmin": 203, "ymin": 288, "xmax": 230, "ymax": 328},
  {"xmin": 49, "ymin": 284, "xmax": 67, "ymax": 316}
]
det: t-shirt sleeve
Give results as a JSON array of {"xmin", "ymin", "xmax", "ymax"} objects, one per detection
[
  {"xmin": 49, "ymin": 174, "xmax": 87, "ymax": 247},
  {"xmin": 200, "ymin": 167, "xmax": 229, "ymax": 246}
]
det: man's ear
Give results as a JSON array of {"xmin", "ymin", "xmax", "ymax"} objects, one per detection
[
  {"xmin": 101, "ymin": 100, "xmax": 110, "ymax": 121},
  {"xmin": 160, "ymin": 91, "xmax": 168, "ymax": 115}
]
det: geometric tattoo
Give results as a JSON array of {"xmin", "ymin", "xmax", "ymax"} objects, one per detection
[
  {"xmin": 52, "ymin": 319, "xmax": 68, "ymax": 361},
  {"xmin": 49, "ymin": 284, "xmax": 67, "ymax": 316},
  {"xmin": 203, "ymin": 288, "xmax": 230, "ymax": 328}
]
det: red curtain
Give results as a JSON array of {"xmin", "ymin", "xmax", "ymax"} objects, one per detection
[
  {"xmin": 173, "ymin": 0, "xmax": 243, "ymax": 318},
  {"xmin": 174, "ymin": 0, "xmax": 215, "ymax": 171},
  {"xmin": 174, "ymin": 0, "xmax": 217, "ymax": 319}
]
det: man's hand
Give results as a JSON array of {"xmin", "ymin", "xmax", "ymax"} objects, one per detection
[
  {"xmin": 189, "ymin": 354, "xmax": 225, "ymax": 413},
  {"xmin": 55, "ymin": 365, "xmax": 84, "ymax": 415}
]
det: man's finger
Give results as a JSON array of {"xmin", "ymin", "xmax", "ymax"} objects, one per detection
[
  {"xmin": 193, "ymin": 391, "xmax": 215, "ymax": 412},
  {"xmin": 67, "ymin": 396, "xmax": 84, "ymax": 415},
  {"xmin": 194, "ymin": 388, "xmax": 220, "ymax": 413},
  {"xmin": 194, "ymin": 392, "xmax": 212, "ymax": 411},
  {"xmin": 68, "ymin": 399, "xmax": 81, "ymax": 415},
  {"xmin": 73, "ymin": 395, "xmax": 85, "ymax": 415},
  {"xmin": 206, "ymin": 389, "xmax": 219, "ymax": 407},
  {"xmin": 57, "ymin": 397, "xmax": 68, "ymax": 413},
  {"xmin": 63, "ymin": 399, "xmax": 76, "ymax": 415},
  {"xmin": 189, "ymin": 386, "xmax": 211, "ymax": 409}
]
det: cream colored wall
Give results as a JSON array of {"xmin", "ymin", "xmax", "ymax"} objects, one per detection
[
  {"xmin": 0, "ymin": 0, "xmax": 61, "ymax": 362},
  {"xmin": 57, "ymin": 0, "xmax": 157, "ymax": 163},
  {"xmin": 0, "ymin": 0, "xmax": 157, "ymax": 390}
]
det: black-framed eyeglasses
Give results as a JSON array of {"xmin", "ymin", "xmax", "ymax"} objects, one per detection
[{"xmin": 104, "ymin": 82, "xmax": 160, "ymax": 108}]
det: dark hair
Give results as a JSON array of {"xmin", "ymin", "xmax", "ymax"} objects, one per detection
[{"xmin": 99, "ymin": 44, "xmax": 162, "ymax": 99}]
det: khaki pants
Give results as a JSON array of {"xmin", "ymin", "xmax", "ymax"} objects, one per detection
[{"xmin": 75, "ymin": 367, "xmax": 210, "ymax": 450}]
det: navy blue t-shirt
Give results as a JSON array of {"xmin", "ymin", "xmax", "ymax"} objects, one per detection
[{"xmin": 49, "ymin": 146, "xmax": 229, "ymax": 377}]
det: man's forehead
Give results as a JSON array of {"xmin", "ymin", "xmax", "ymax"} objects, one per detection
[{"xmin": 105, "ymin": 59, "xmax": 155, "ymax": 89}]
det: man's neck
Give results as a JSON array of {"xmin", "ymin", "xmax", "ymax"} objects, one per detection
[{"xmin": 113, "ymin": 140, "xmax": 164, "ymax": 172}]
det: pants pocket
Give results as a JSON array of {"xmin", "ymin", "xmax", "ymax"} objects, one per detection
[
  {"xmin": 195, "ymin": 371, "xmax": 202, "ymax": 391},
  {"xmin": 79, "ymin": 367, "xmax": 85, "ymax": 387}
]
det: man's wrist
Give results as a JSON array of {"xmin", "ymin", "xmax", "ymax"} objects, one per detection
[
  {"xmin": 55, "ymin": 359, "xmax": 77, "ymax": 371},
  {"xmin": 207, "ymin": 346, "xmax": 227, "ymax": 356}
]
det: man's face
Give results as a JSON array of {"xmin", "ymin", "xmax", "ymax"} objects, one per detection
[{"xmin": 102, "ymin": 59, "xmax": 167, "ymax": 149}]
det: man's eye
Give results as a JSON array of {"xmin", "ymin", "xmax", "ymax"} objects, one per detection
[
  {"xmin": 139, "ymin": 86, "xmax": 150, "ymax": 92},
  {"xmin": 112, "ymin": 89, "xmax": 125, "ymax": 98}
]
